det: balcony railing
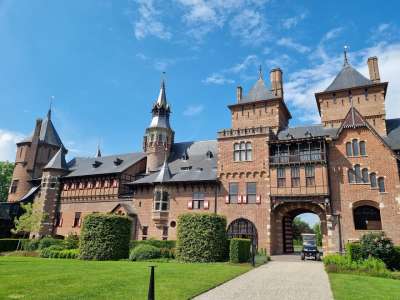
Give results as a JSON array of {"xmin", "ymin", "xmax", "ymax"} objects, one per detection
[
  {"xmin": 269, "ymin": 152, "xmax": 326, "ymax": 165},
  {"xmin": 270, "ymin": 184, "xmax": 329, "ymax": 196}
]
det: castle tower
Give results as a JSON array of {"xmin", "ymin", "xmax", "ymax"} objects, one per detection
[
  {"xmin": 143, "ymin": 79, "xmax": 174, "ymax": 173},
  {"xmin": 8, "ymin": 108, "xmax": 64, "ymax": 202}
]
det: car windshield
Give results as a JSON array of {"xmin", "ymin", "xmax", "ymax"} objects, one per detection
[{"xmin": 304, "ymin": 240, "xmax": 316, "ymax": 247}]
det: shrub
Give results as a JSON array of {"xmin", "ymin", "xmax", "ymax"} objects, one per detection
[
  {"xmin": 21, "ymin": 239, "xmax": 40, "ymax": 251},
  {"xmin": 346, "ymin": 243, "xmax": 363, "ymax": 261},
  {"xmin": 40, "ymin": 245, "xmax": 64, "ymax": 258},
  {"xmin": 0, "ymin": 239, "xmax": 26, "ymax": 252},
  {"xmin": 160, "ymin": 247, "xmax": 175, "ymax": 259},
  {"xmin": 40, "ymin": 247, "xmax": 79, "ymax": 259},
  {"xmin": 229, "ymin": 238, "xmax": 251, "ymax": 263},
  {"xmin": 176, "ymin": 213, "xmax": 227, "ymax": 262},
  {"xmin": 130, "ymin": 240, "xmax": 176, "ymax": 250},
  {"xmin": 360, "ymin": 232, "xmax": 395, "ymax": 269},
  {"xmin": 64, "ymin": 233, "xmax": 79, "ymax": 249},
  {"xmin": 39, "ymin": 237, "xmax": 64, "ymax": 250},
  {"xmin": 386, "ymin": 246, "xmax": 400, "ymax": 271},
  {"xmin": 79, "ymin": 213, "xmax": 131, "ymax": 260},
  {"xmin": 129, "ymin": 244, "xmax": 161, "ymax": 261}
]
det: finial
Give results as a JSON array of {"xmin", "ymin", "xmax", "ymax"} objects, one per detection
[
  {"xmin": 47, "ymin": 95, "xmax": 55, "ymax": 119},
  {"xmin": 258, "ymin": 65, "xmax": 263, "ymax": 79},
  {"xmin": 343, "ymin": 45, "xmax": 349, "ymax": 66},
  {"xmin": 96, "ymin": 139, "xmax": 102, "ymax": 158}
]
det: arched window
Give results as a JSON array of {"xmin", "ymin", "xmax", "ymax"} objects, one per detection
[
  {"xmin": 245, "ymin": 142, "xmax": 252, "ymax": 161},
  {"xmin": 359, "ymin": 141, "xmax": 367, "ymax": 156},
  {"xmin": 378, "ymin": 177, "xmax": 385, "ymax": 193},
  {"xmin": 354, "ymin": 164, "xmax": 362, "ymax": 183},
  {"xmin": 346, "ymin": 142, "xmax": 352, "ymax": 156},
  {"xmin": 353, "ymin": 205, "xmax": 382, "ymax": 230},
  {"xmin": 348, "ymin": 169, "xmax": 355, "ymax": 183},
  {"xmin": 352, "ymin": 139, "xmax": 359, "ymax": 156},
  {"xmin": 233, "ymin": 143, "xmax": 240, "ymax": 161},
  {"xmin": 240, "ymin": 142, "xmax": 246, "ymax": 161},
  {"xmin": 370, "ymin": 173, "xmax": 377, "ymax": 188},
  {"xmin": 362, "ymin": 168, "xmax": 369, "ymax": 183}
]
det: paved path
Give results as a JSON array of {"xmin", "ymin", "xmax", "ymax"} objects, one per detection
[{"xmin": 194, "ymin": 255, "xmax": 333, "ymax": 300}]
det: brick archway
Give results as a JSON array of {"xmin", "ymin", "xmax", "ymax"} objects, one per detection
[{"xmin": 271, "ymin": 202, "xmax": 328, "ymax": 255}]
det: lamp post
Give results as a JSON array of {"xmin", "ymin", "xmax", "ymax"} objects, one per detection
[{"xmin": 148, "ymin": 265, "xmax": 156, "ymax": 300}]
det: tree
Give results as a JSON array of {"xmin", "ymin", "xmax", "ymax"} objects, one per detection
[
  {"xmin": 313, "ymin": 223, "xmax": 322, "ymax": 246},
  {"xmin": 292, "ymin": 217, "xmax": 313, "ymax": 242},
  {"xmin": 0, "ymin": 161, "xmax": 14, "ymax": 202}
]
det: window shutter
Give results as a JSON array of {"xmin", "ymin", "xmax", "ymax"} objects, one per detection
[
  {"xmin": 256, "ymin": 195, "xmax": 261, "ymax": 204},
  {"xmin": 204, "ymin": 200, "xmax": 209, "ymax": 210},
  {"xmin": 187, "ymin": 201, "xmax": 193, "ymax": 209},
  {"xmin": 225, "ymin": 196, "xmax": 229, "ymax": 204},
  {"xmin": 60, "ymin": 218, "xmax": 63, "ymax": 227},
  {"xmin": 78, "ymin": 218, "xmax": 82, "ymax": 227},
  {"xmin": 238, "ymin": 195, "xmax": 242, "ymax": 204},
  {"xmin": 242, "ymin": 195, "xmax": 247, "ymax": 204}
]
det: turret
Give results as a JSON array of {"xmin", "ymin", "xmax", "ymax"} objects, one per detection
[{"xmin": 143, "ymin": 79, "xmax": 174, "ymax": 173}]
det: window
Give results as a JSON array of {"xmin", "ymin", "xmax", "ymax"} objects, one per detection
[
  {"xmin": 233, "ymin": 143, "xmax": 240, "ymax": 161},
  {"xmin": 154, "ymin": 191, "xmax": 169, "ymax": 211},
  {"xmin": 348, "ymin": 169, "xmax": 355, "ymax": 183},
  {"xmin": 246, "ymin": 182, "xmax": 257, "ymax": 203},
  {"xmin": 378, "ymin": 177, "xmax": 385, "ymax": 193},
  {"xmin": 245, "ymin": 142, "xmax": 252, "ymax": 161},
  {"xmin": 142, "ymin": 226, "xmax": 148, "ymax": 240},
  {"xmin": 354, "ymin": 164, "xmax": 362, "ymax": 183},
  {"xmin": 10, "ymin": 180, "xmax": 19, "ymax": 194},
  {"xmin": 233, "ymin": 142, "xmax": 252, "ymax": 162},
  {"xmin": 362, "ymin": 168, "xmax": 369, "ymax": 183},
  {"xmin": 353, "ymin": 205, "xmax": 382, "ymax": 230},
  {"xmin": 359, "ymin": 141, "xmax": 367, "ymax": 156},
  {"xmin": 305, "ymin": 165, "xmax": 315, "ymax": 186},
  {"xmin": 192, "ymin": 192, "xmax": 204, "ymax": 209},
  {"xmin": 346, "ymin": 142, "xmax": 352, "ymax": 156},
  {"xmin": 370, "ymin": 173, "xmax": 377, "ymax": 188},
  {"xmin": 291, "ymin": 166, "xmax": 300, "ymax": 187},
  {"xmin": 229, "ymin": 183, "xmax": 238, "ymax": 203},
  {"xmin": 240, "ymin": 142, "xmax": 246, "ymax": 161},
  {"xmin": 352, "ymin": 139, "xmax": 359, "ymax": 156},
  {"xmin": 277, "ymin": 167, "xmax": 286, "ymax": 188},
  {"xmin": 73, "ymin": 212, "xmax": 81, "ymax": 228}
]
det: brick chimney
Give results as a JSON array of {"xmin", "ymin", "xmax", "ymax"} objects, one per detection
[
  {"xmin": 367, "ymin": 56, "xmax": 380, "ymax": 83},
  {"xmin": 270, "ymin": 68, "xmax": 283, "ymax": 97},
  {"xmin": 236, "ymin": 86, "xmax": 243, "ymax": 102}
]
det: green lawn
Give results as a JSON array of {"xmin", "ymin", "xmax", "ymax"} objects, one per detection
[
  {"xmin": 0, "ymin": 256, "xmax": 251, "ymax": 300},
  {"xmin": 329, "ymin": 273, "xmax": 400, "ymax": 300}
]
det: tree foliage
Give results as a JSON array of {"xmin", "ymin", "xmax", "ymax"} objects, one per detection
[
  {"xmin": 12, "ymin": 198, "xmax": 46, "ymax": 236},
  {"xmin": 0, "ymin": 161, "xmax": 14, "ymax": 202},
  {"xmin": 313, "ymin": 223, "xmax": 322, "ymax": 246},
  {"xmin": 292, "ymin": 217, "xmax": 313, "ymax": 242}
]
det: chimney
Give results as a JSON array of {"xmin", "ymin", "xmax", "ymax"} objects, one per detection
[
  {"xmin": 367, "ymin": 56, "xmax": 380, "ymax": 83},
  {"xmin": 270, "ymin": 68, "xmax": 283, "ymax": 97},
  {"xmin": 236, "ymin": 86, "xmax": 243, "ymax": 102}
]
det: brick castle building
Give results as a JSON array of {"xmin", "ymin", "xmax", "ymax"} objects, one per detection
[{"xmin": 3, "ymin": 52, "xmax": 400, "ymax": 254}]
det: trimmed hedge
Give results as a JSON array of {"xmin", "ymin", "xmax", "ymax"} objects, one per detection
[
  {"xmin": 21, "ymin": 239, "xmax": 40, "ymax": 251},
  {"xmin": 79, "ymin": 213, "xmax": 132, "ymax": 260},
  {"xmin": 0, "ymin": 239, "xmax": 27, "ymax": 252},
  {"xmin": 229, "ymin": 238, "xmax": 251, "ymax": 263},
  {"xmin": 346, "ymin": 243, "xmax": 363, "ymax": 261},
  {"xmin": 177, "ymin": 213, "xmax": 227, "ymax": 262},
  {"xmin": 130, "ymin": 240, "xmax": 176, "ymax": 250},
  {"xmin": 40, "ymin": 246, "xmax": 79, "ymax": 259},
  {"xmin": 129, "ymin": 244, "xmax": 161, "ymax": 261},
  {"xmin": 38, "ymin": 237, "xmax": 64, "ymax": 250}
]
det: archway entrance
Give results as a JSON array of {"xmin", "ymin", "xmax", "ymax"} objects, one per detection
[
  {"xmin": 271, "ymin": 202, "xmax": 328, "ymax": 255},
  {"xmin": 227, "ymin": 218, "xmax": 258, "ymax": 248}
]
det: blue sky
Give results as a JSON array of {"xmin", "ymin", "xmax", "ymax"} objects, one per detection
[{"xmin": 1, "ymin": 1, "xmax": 400, "ymax": 224}]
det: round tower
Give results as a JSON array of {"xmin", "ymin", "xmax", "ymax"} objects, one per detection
[{"xmin": 143, "ymin": 80, "xmax": 174, "ymax": 173}]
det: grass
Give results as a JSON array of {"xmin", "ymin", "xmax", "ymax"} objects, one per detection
[
  {"xmin": 329, "ymin": 273, "xmax": 400, "ymax": 300},
  {"xmin": 0, "ymin": 256, "xmax": 251, "ymax": 300}
]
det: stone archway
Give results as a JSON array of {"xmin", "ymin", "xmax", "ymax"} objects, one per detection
[
  {"xmin": 227, "ymin": 218, "xmax": 258, "ymax": 249},
  {"xmin": 271, "ymin": 202, "xmax": 328, "ymax": 255}
]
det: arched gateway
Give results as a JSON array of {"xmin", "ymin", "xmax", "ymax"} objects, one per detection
[
  {"xmin": 271, "ymin": 201, "xmax": 329, "ymax": 255},
  {"xmin": 227, "ymin": 218, "xmax": 258, "ymax": 248}
]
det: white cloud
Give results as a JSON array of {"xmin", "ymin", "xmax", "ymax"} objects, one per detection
[
  {"xmin": 183, "ymin": 104, "xmax": 205, "ymax": 116},
  {"xmin": 229, "ymin": 9, "xmax": 269, "ymax": 45},
  {"xmin": 0, "ymin": 129, "xmax": 24, "ymax": 162},
  {"xmin": 134, "ymin": 0, "xmax": 172, "ymax": 40},
  {"xmin": 322, "ymin": 27, "xmax": 343, "ymax": 42},
  {"xmin": 282, "ymin": 12, "xmax": 307, "ymax": 29},
  {"xmin": 203, "ymin": 73, "xmax": 234, "ymax": 85},
  {"xmin": 277, "ymin": 37, "xmax": 310, "ymax": 54}
]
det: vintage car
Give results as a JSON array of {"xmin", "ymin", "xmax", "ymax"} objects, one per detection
[{"xmin": 300, "ymin": 233, "xmax": 321, "ymax": 261}]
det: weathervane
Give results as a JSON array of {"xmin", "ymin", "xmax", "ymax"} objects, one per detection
[
  {"xmin": 258, "ymin": 65, "xmax": 263, "ymax": 79},
  {"xmin": 343, "ymin": 45, "xmax": 349, "ymax": 66}
]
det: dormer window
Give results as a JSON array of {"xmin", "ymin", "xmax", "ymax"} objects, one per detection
[
  {"xmin": 114, "ymin": 158, "xmax": 123, "ymax": 166},
  {"xmin": 206, "ymin": 150, "xmax": 214, "ymax": 159},
  {"xmin": 182, "ymin": 151, "xmax": 189, "ymax": 160},
  {"xmin": 181, "ymin": 166, "xmax": 192, "ymax": 171},
  {"xmin": 92, "ymin": 160, "xmax": 102, "ymax": 168}
]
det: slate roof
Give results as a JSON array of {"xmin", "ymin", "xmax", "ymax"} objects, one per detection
[
  {"xmin": 276, "ymin": 125, "xmax": 338, "ymax": 141},
  {"xmin": 20, "ymin": 110, "xmax": 64, "ymax": 148},
  {"xmin": 132, "ymin": 140, "xmax": 217, "ymax": 184},
  {"xmin": 44, "ymin": 148, "xmax": 68, "ymax": 170},
  {"xmin": 65, "ymin": 152, "xmax": 146, "ymax": 178},
  {"xmin": 385, "ymin": 118, "xmax": 400, "ymax": 150},
  {"xmin": 325, "ymin": 63, "xmax": 372, "ymax": 92},
  {"xmin": 239, "ymin": 77, "xmax": 279, "ymax": 103}
]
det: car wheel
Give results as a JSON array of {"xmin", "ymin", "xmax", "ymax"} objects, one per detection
[
  {"xmin": 316, "ymin": 253, "xmax": 321, "ymax": 261},
  {"xmin": 301, "ymin": 253, "xmax": 305, "ymax": 260}
]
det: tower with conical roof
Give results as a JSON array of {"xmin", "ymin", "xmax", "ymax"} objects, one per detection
[
  {"xmin": 315, "ymin": 47, "xmax": 388, "ymax": 135},
  {"xmin": 7, "ymin": 108, "xmax": 65, "ymax": 202},
  {"xmin": 143, "ymin": 79, "xmax": 175, "ymax": 173}
]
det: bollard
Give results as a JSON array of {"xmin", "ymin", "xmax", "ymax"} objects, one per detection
[{"xmin": 148, "ymin": 265, "xmax": 156, "ymax": 300}]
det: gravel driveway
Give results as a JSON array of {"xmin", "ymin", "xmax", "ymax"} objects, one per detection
[{"xmin": 193, "ymin": 255, "xmax": 333, "ymax": 300}]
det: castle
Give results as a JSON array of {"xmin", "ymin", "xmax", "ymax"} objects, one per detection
[{"xmin": 3, "ymin": 52, "xmax": 400, "ymax": 254}]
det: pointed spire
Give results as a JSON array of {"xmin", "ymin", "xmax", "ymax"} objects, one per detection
[
  {"xmin": 154, "ymin": 158, "xmax": 172, "ymax": 183},
  {"xmin": 258, "ymin": 65, "xmax": 263, "ymax": 79},
  {"xmin": 343, "ymin": 45, "xmax": 349, "ymax": 66},
  {"xmin": 96, "ymin": 142, "xmax": 101, "ymax": 158},
  {"xmin": 156, "ymin": 73, "xmax": 167, "ymax": 108},
  {"xmin": 47, "ymin": 96, "xmax": 55, "ymax": 120},
  {"xmin": 44, "ymin": 147, "xmax": 68, "ymax": 171}
]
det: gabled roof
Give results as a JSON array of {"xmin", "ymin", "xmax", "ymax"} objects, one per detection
[
  {"xmin": 65, "ymin": 152, "xmax": 146, "ymax": 178},
  {"xmin": 239, "ymin": 77, "xmax": 279, "ymax": 103},
  {"xmin": 325, "ymin": 63, "xmax": 372, "ymax": 92},
  {"xmin": 276, "ymin": 125, "xmax": 338, "ymax": 141},
  {"xmin": 131, "ymin": 140, "xmax": 217, "ymax": 184},
  {"xmin": 44, "ymin": 148, "xmax": 68, "ymax": 171}
]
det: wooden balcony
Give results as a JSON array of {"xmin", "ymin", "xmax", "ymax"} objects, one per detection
[
  {"xmin": 152, "ymin": 210, "xmax": 169, "ymax": 225},
  {"xmin": 269, "ymin": 152, "xmax": 326, "ymax": 165},
  {"xmin": 270, "ymin": 184, "xmax": 329, "ymax": 197}
]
